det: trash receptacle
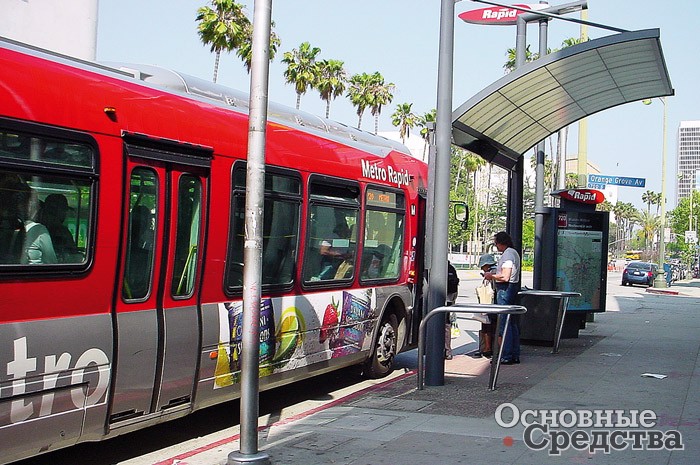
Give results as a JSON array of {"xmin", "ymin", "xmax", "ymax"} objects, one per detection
[{"xmin": 518, "ymin": 290, "xmax": 581, "ymax": 350}]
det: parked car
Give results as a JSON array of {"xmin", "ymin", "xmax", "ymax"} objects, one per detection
[{"xmin": 622, "ymin": 261, "xmax": 657, "ymax": 287}]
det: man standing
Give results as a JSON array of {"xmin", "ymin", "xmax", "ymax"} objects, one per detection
[{"xmin": 484, "ymin": 231, "xmax": 521, "ymax": 364}]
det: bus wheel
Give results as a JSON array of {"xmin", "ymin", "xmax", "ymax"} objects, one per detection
[{"xmin": 364, "ymin": 313, "xmax": 397, "ymax": 379}]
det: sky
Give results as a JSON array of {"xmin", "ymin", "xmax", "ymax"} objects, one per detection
[{"xmin": 95, "ymin": 0, "xmax": 700, "ymax": 211}]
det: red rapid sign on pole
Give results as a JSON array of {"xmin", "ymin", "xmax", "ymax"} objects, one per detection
[{"xmin": 458, "ymin": 3, "xmax": 548, "ymax": 25}]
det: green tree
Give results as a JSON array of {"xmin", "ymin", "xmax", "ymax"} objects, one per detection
[
  {"xmin": 417, "ymin": 109, "xmax": 436, "ymax": 161},
  {"xmin": 612, "ymin": 201, "xmax": 640, "ymax": 256},
  {"xmin": 315, "ymin": 59, "xmax": 347, "ymax": 119},
  {"xmin": 638, "ymin": 210, "xmax": 661, "ymax": 258},
  {"xmin": 597, "ymin": 200, "xmax": 613, "ymax": 212},
  {"xmin": 503, "ymin": 45, "xmax": 534, "ymax": 73},
  {"xmin": 235, "ymin": 20, "xmax": 281, "ymax": 73},
  {"xmin": 642, "ymin": 190, "xmax": 656, "ymax": 214},
  {"xmin": 196, "ymin": 0, "xmax": 249, "ymax": 83},
  {"xmin": 282, "ymin": 41, "xmax": 321, "ymax": 110},
  {"xmin": 391, "ymin": 103, "xmax": 417, "ymax": 144},
  {"xmin": 347, "ymin": 72, "xmax": 373, "ymax": 130},
  {"xmin": 668, "ymin": 191, "xmax": 700, "ymax": 264},
  {"xmin": 367, "ymin": 72, "xmax": 395, "ymax": 135}
]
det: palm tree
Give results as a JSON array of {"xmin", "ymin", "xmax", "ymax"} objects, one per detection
[
  {"xmin": 391, "ymin": 103, "xmax": 417, "ymax": 144},
  {"xmin": 196, "ymin": 0, "xmax": 249, "ymax": 83},
  {"xmin": 417, "ymin": 109, "xmax": 436, "ymax": 161},
  {"xmin": 639, "ymin": 210, "xmax": 661, "ymax": 256},
  {"xmin": 503, "ymin": 45, "xmax": 534, "ymax": 73},
  {"xmin": 282, "ymin": 41, "xmax": 321, "ymax": 110},
  {"xmin": 367, "ymin": 72, "xmax": 395, "ymax": 135},
  {"xmin": 642, "ymin": 190, "xmax": 656, "ymax": 214},
  {"xmin": 652, "ymin": 191, "xmax": 663, "ymax": 215},
  {"xmin": 315, "ymin": 59, "xmax": 347, "ymax": 119},
  {"xmin": 235, "ymin": 20, "xmax": 281, "ymax": 73},
  {"xmin": 347, "ymin": 72, "xmax": 374, "ymax": 130}
]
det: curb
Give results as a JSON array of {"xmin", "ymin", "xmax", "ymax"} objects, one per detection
[{"xmin": 645, "ymin": 287, "xmax": 680, "ymax": 295}]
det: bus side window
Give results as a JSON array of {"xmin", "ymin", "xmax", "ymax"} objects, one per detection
[
  {"xmin": 302, "ymin": 177, "xmax": 360, "ymax": 284},
  {"xmin": 224, "ymin": 164, "xmax": 301, "ymax": 292},
  {"xmin": 361, "ymin": 188, "xmax": 405, "ymax": 282},
  {"xmin": 0, "ymin": 127, "xmax": 95, "ymax": 268},
  {"xmin": 122, "ymin": 168, "xmax": 157, "ymax": 300}
]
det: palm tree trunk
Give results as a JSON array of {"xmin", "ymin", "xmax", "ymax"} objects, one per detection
[
  {"xmin": 213, "ymin": 51, "xmax": 221, "ymax": 83},
  {"xmin": 295, "ymin": 93, "xmax": 301, "ymax": 110},
  {"xmin": 325, "ymin": 101, "xmax": 331, "ymax": 119},
  {"xmin": 357, "ymin": 114, "xmax": 362, "ymax": 130},
  {"xmin": 374, "ymin": 116, "xmax": 379, "ymax": 135}
]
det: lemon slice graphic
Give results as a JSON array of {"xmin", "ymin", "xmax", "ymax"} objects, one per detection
[{"xmin": 272, "ymin": 306, "xmax": 305, "ymax": 364}]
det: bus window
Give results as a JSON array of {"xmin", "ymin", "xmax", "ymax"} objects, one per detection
[
  {"xmin": 361, "ymin": 187, "xmax": 405, "ymax": 282},
  {"xmin": 225, "ymin": 165, "xmax": 301, "ymax": 292},
  {"xmin": 171, "ymin": 174, "xmax": 202, "ymax": 297},
  {"xmin": 303, "ymin": 178, "xmax": 360, "ymax": 284},
  {"xmin": 0, "ymin": 128, "xmax": 95, "ymax": 267},
  {"xmin": 122, "ymin": 168, "xmax": 157, "ymax": 300}
]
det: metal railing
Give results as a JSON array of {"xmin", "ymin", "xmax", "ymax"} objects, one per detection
[{"xmin": 417, "ymin": 304, "xmax": 527, "ymax": 391}]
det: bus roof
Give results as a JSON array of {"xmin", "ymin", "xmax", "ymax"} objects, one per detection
[{"xmin": 1, "ymin": 35, "xmax": 414, "ymax": 160}]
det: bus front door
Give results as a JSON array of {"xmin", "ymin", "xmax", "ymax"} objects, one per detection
[{"xmin": 110, "ymin": 141, "xmax": 210, "ymax": 425}]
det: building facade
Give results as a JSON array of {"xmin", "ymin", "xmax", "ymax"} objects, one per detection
[{"xmin": 677, "ymin": 121, "xmax": 700, "ymax": 203}]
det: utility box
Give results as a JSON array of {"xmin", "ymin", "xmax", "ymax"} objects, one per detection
[{"xmin": 522, "ymin": 190, "xmax": 609, "ymax": 344}]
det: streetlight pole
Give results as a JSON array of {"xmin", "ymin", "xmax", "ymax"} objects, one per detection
[
  {"xmin": 645, "ymin": 97, "xmax": 667, "ymax": 287},
  {"xmin": 424, "ymin": 0, "xmax": 455, "ymax": 386}
]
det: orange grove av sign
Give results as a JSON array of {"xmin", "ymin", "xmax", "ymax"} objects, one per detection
[{"xmin": 458, "ymin": 4, "xmax": 549, "ymax": 25}]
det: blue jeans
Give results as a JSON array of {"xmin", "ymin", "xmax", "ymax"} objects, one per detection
[{"xmin": 496, "ymin": 283, "xmax": 520, "ymax": 360}]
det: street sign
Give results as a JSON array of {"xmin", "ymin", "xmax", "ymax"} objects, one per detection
[
  {"xmin": 551, "ymin": 188, "xmax": 605, "ymax": 205},
  {"xmin": 458, "ymin": 4, "xmax": 548, "ymax": 25},
  {"xmin": 587, "ymin": 174, "xmax": 646, "ymax": 188},
  {"xmin": 685, "ymin": 230, "xmax": 697, "ymax": 243}
]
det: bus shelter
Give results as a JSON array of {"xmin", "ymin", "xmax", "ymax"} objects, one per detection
[{"xmin": 451, "ymin": 28, "xmax": 674, "ymax": 249}]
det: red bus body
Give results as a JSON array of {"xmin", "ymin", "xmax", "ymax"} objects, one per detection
[{"xmin": 0, "ymin": 37, "xmax": 428, "ymax": 463}]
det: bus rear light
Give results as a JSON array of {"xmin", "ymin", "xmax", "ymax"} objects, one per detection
[
  {"xmin": 408, "ymin": 269, "xmax": 416, "ymax": 283},
  {"xmin": 209, "ymin": 351, "xmax": 218, "ymax": 360}
]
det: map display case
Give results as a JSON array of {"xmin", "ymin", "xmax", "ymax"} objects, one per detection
[{"xmin": 555, "ymin": 210, "xmax": 608, "ymax": 312}]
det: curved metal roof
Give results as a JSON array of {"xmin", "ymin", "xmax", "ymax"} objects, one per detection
[{"xmin": 452, "ymin": 28, "xmax": 674, "ymax": 169}]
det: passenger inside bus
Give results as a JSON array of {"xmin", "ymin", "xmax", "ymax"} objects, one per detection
[
  {"xmin": 124, "ymin": 205, "xmax": 154, "ymax": 299},
  {"xmin": 13, "ymin": 177, "xmax": 57, "ymax": 264},
  {"xmin": 40, "ymin": 193, "xmax": 81, "ymax": 263},
  {"xmin": 318, "ymin": 220, "xmax": 353, "ymax": 280},
  {"xmin": 0, "ymin": 173, "xmax": 27, "ymax": 263}
]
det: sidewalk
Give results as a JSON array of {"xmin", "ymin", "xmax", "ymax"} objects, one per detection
[{"xmin": 142, "ymin": 280, "xmax": 700, "ymax": 465}]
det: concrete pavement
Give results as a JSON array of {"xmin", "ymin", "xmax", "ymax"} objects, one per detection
[{"xmin": 133, "ymin": 278, "xmax": 700, "ymax": 465}]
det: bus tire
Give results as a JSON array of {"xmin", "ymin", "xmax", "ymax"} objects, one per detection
[{"xmin": 364, "ymin": 313, "xmax": 398, "ymax": 379}]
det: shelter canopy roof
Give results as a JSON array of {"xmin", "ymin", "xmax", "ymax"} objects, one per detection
[{"xmin": 452, "ymin": 29, "xmax": 674, "ymax": 170}]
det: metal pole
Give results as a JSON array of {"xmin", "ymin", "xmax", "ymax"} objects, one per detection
[
  {"xmin": 228, "ymin": 0, "xmax": 272, "ymax": 463},
  {"xmin": 533, "ymin": 9, "xmax": 548, "ymax": 289},
  {"xmin": 425, "ymin": 0, "xmax": 455, "ymax": 386},
  {"xmin": 577, "ymin": 8, "xmax": 589, "ymax": 187},
  {"xmin": 658, "ymin": 97, "xmax": 667, "ymax": 283}
]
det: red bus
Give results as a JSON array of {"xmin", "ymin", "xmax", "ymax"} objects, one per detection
[{"xmin": 0, "ymin": 38, "xmax": 429, "ymax": 463}]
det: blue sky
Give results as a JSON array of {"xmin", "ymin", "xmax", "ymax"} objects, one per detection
[{"xmin": 96, "ymin": 1, "xmax": 698, "ymax": 210}]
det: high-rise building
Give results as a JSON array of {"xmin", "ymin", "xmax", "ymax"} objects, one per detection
[
  {"xmin": 677, "ymin": 121, "xmax": 700, "ymax": 203},
  {"xmin": 0, "ymin": 0, "xmax": 98, "ymax": 61}
]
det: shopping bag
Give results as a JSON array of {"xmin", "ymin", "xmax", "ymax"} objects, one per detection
[
  {"xmin": 475, "ymin": 281, "xmax": 494, "ymax": 304},
  {"xmin": 474, "ymin": 280, "xmax": 494, "ymax": 324}
]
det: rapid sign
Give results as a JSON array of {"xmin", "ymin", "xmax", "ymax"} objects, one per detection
[
  {"xmin": 551, "ymin": 188, "xmax": 605, "ymax": 205},
  {"xmin": 458, "ymin": 4, "xmax": 549, "ymax": 25}
]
